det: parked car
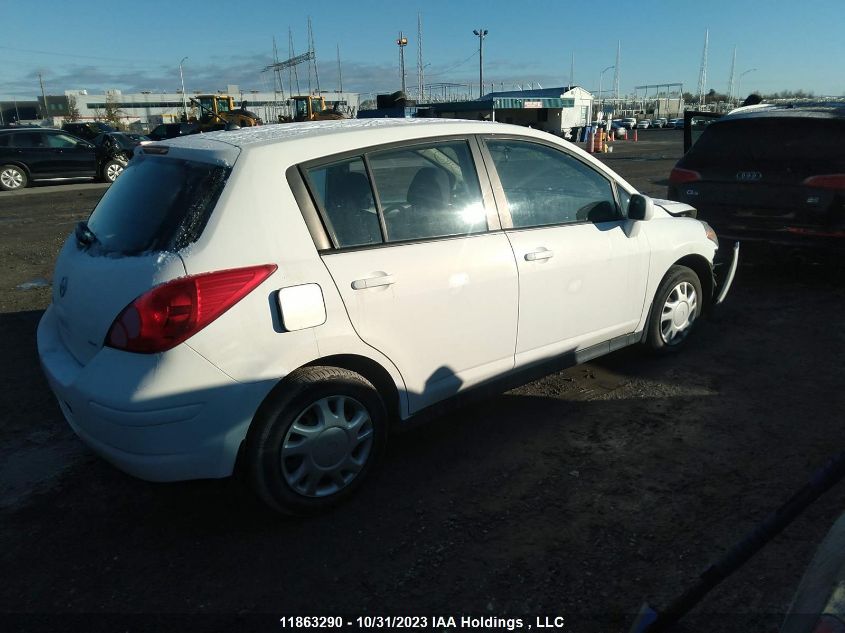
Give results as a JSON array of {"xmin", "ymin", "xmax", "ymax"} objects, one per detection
[
  {"xmin": 636, "ymin": 119, "xmax": 651, "ymax": 129},
  {"xmin": 147, "ymin": 122, "xmax": 200, "ymax": 141},
  {"xmin": 622, "ymin": 117, "xmax": 638, "ymax": 130},
  {"xmin": 672, "ymin": 118, "xmax": 686, "ymax": 129},
  {"xmin": 653, "ymin": 118, "xmax": 668, "ymax": 129},
  {"xmin": 0, "ymin": 127, "xmax": 128, "ymax": 191},
  {"xmin": 61, "ymin": 121, "xmax": 117, "ymax": 142},
  {"xmin": 91, "ymin": 132, "xmax": 146, "ymax": 181},
  {"xmin": 668, "ymin": 105, "xmax": 845, "ymax": 248},
  {"xmin": 37, "ymin": 119, "xmax": 737, "ymax": 514}
]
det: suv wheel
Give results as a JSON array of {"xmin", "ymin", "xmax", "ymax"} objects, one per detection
[
  {"xmin": 245, "ymin": 367, "xmax": 387, "ymax": 515},
  {"xmin": 0, "ymin": 164, "xmax": 27, "ymax": 191},
  {"xmin": 645, "ymin": 265, "xmax": 703, "ymax": 353}
]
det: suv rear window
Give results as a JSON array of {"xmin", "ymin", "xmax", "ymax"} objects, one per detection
[
  {"xmin": 85, "ymin": 154, "xmax": 230, "ymax": 255},
  {"xmin": 691, "ymin": 117, "xmax": 844, "ymax": 164}
]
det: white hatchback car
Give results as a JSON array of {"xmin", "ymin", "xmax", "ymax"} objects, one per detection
[{"xmin": 37, "ymin": 119, "xmax": 738, "ymax": 514}]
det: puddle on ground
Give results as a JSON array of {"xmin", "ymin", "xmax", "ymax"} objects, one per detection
[{"xmin": 17, "ymin": 278, "xmax": 50, "ymax": 290}]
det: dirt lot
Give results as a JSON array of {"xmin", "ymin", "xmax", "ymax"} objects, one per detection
[{"xmin": 1, "ymin": 130, "xmax": 843, "ymax": 633}]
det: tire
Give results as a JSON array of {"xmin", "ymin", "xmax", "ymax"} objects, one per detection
[
  {"xmin": 244, "ymin": 366, "xmax": 388, "ymax": 515},
  {"xmin": 0, "ymin": 164, "xmax": 28, "ymax": 191},
  {"xmin": 644, "ymin": 265, "xmax": 703, "ymax": 353},
  {"xmin": 102, "ymin": 159, "xmax": 126, "ymax": 183}
]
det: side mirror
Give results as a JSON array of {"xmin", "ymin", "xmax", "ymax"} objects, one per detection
[
  {"xmin": 628, "ymin": 194, "xmax": 654, "ymax": 221},
  {"xmin": 225, "ymin": 122, "xmax": 241, "ymax": 131}
]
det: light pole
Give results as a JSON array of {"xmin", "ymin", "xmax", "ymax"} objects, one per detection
[
  {"xmin": 396, "ymin": 33, "xmax": 408, "ymax": 94},
  {"xmin": 598, "ymin": 65, "xmax": 615, "ymax": 119},
  {"xmin": 179, "ymin": 57, "xmax": 189, "ymax": 121},
  {"xmin": 737, "ymin": 68, "xmax": 757, "ymax": 104},
  {"xmin": 473, "ymin": 29, "xmax": 488, "ymax": 99}
]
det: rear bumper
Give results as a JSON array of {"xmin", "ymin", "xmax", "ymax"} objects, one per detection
[{"xmin": 37, "ymin": 305, "xmax": 275, "ymax": 482}]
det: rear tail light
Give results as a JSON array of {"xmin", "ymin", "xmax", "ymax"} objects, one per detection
[
  {"xmin": 802, "ymin": 174, "xmax": 845, "ymax": 190},
  {"xmin": 669, "ymin": 167, "xmax": 702, "ymax": 184},
  {"xmin": 106, "ymin": 264, "xmax": 277, "ymax": 353}
]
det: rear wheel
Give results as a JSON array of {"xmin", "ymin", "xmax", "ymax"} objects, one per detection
[
  {"xmin": 102, "ymin": 159, "xmax": 126, "ymax": 183},
  {"xmin": 245, "ymin": 367, "xmax": 387, "ymax": 515},
  {"xmin": 0, "ymin": 164, "xmax": 27, "ymax": 191},
  {"xmin": 645, "ymin": 265, "xmax": 703, "ymax": 353}
]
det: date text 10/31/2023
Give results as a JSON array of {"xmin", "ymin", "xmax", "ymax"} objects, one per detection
[{"xmin": 278, "ymin": 615, "xmax": 568, "ymax": 629}]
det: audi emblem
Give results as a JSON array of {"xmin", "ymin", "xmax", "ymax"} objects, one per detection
[{"xmin": 736, "ymin": 171, "xmax": 762, "ymax": 182}]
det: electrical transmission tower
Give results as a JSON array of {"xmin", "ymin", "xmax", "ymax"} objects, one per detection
[
  {"xmin": 308, "ymin": 17, "xmax": 320, "ymax": 94},
  {"xmin": 697, "ymin": 28, "xmax": 709, "ymax": 106},
  {"xmin": 727, "ymin": 46, "xmax": 737, "ymax": 102}
]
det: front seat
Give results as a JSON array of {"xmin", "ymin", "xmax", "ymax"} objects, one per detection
[{"xmin": 401, "ymin": 167, "xmax": 451, "ymax": 239}]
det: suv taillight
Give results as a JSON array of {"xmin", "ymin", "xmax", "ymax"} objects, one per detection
[
  {"xmin": 803, "ymin": 174, "xmax": 845, "ymax": 190},
  {"xmin": 669, "ymin": 167, "xmax": 702, "ymax": 184},
  {"xmin": 106, "ymin": 264, "xmax": 277, "ymax": 353}
]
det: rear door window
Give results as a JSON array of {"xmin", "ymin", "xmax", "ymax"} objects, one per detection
[
  {"xmin": 304, "ymin": 139, "xmax": 487, "ymax": 248},
  {"xmin": 10, "ymin": 131, "xmax": 46, "ymax": 148},
  {"xmin": 368, "ymin": 140, "xmax": 486, "ymax": 242},
  {"xmin": 85, "ymin": 154, "xmax": 230, "ymax": 255}
]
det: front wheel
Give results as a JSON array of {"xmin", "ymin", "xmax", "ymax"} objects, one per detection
[
  {"xmin": 645, "ymin": 265, "xmax": 703, "ymax": 353},
  {"xmin": 0, "ymin": 164, "xmax": 28, "ymax": 191},
  {"xmin": 102, "ymin": 159, "xmax": 126, "ymax": 183},
  {"xmin": 244, "ymin": 367, "xmax": 388, "ymax": 515}
]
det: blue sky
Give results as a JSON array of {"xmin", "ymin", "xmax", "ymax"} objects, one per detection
[{"xmin": 1, "ymin": 0, "xmax": 843, "ymax": 100}]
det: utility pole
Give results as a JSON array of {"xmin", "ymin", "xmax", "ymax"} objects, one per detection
[
  {"xmin": 570, "ymin": 52, "xmax": 575, "ymax": 87},
  {"xmin": 396, "ymin": 32, "xmax": 408, "ymax": 93},
  {"xmin": 417, "ymin": 13, "xmax": 424, "ymax": 101},
  {"xmin": 473, "ymin": 29, "xmax": 488, "ymax": 99},
  {"xmin": 613, "ymin": 41, "xmax": 620, "ymax": 100},
  {"xmin": 179, "ymin": 57, "xmax": 189, "ymax": 121},
  {"xmin": 308, "ymin": 17, "xmax": 320, "ymax": 94},
  {"xmin": 37, "ymin": 72, "xmax": 47, "ymax": 120},
  {"xmin": 337, "ymin": 44, "xmax": 343, "ymax": 93}
]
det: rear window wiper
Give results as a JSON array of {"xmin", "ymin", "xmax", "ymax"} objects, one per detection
[{"xmin": 75, "ymin": 221, "xmax": 98, "ymax": 247}]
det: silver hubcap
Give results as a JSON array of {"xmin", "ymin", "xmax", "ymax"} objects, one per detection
[
  {"xmin": 1, "ymin": 168, "xmax": 23, "ymax": 189},
  {"xmin": 660, "ymin": 281, "xmax": 698, "ymax": 345},
  {"xmin": 281, "ymin": 395, "xmax": 373, "ymax": 498},
  {"xmin": 106, "ymin": 163, "xmax": 124, "ymax": 181}
]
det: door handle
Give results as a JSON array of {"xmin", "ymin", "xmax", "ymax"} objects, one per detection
[
  {"xmin": 524, "ymin": 249, "xmax": 554, "ymax": 261},
  {"xmin": 351, "ymin": 273, "xmax": 395, "ymax": 290}
]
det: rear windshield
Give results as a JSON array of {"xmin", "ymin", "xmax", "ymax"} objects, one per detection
[
  {"xmin": 86, "ymin": 154, "xmax": 230, "ymax": 255},
  {"xmin": 690, "ymin": 117, "xmax": 845, "ymax": 164}
]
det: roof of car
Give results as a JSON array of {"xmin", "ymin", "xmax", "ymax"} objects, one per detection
[
  {"xmin": 720, "ymin": 104, "xmax": 845, "ymax": 123},
  {"xmin": 162, "ymin": 118, "xmax": 529, "ymax": 151}
]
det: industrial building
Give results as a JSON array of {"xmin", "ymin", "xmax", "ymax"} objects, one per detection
[
  {"xmin": 2, "ymin": 87, "xmax": 360, "ymax": 129},
  {"xmin": 421, "ymin": 86, "xmax": 594, "ymax": 138}
]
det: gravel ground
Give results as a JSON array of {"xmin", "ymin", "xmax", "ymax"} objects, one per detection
[{"xmin": 1, "ymin": 130, "xmax": 843, "ymax": 633}]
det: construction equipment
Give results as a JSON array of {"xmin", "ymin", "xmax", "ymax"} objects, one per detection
[
  {"xmin": 279, "ymin": 95, "xmax": 347, "ymax": 123},
  {"xmin": 190, "ymin": 94, "xmax": 262, "ymax": 130}
]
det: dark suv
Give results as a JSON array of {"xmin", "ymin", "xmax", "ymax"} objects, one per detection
[
  {"xmin": 0, "ymin": 128, "xmax": 128, "ymax": 191},
  {"xmin": 61, "ymin": 121, "xmax": 117, "ymax": 142},
  {"xmin": 668, "ymin": 106, "xmax": 845, "ymax": 247},
  {"xmin": 147, "ymin": 122, "xmax": 200, "ymax": 141}
]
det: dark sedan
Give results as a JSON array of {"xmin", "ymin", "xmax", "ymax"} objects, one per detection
[{"xmin": 0, "ymin": 128, "xmax": 128, "ymax": 191}]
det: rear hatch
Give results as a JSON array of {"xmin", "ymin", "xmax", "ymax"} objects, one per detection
[
  {"xmin": 51, "ymin": 147, "xmax": 234, "ymax": 366},
  {"xmin": 670, "ymin": 116, "xmax": 845, "ymax": 235}
]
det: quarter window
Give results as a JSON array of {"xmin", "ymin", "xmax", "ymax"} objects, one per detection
[
  {"xmin": 368, "ymin": 141, "xmax": 486, "ymax": 242},
  {"xmin": 486, "ymin": 140, "xmax": 620, "ymax": 228}
]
